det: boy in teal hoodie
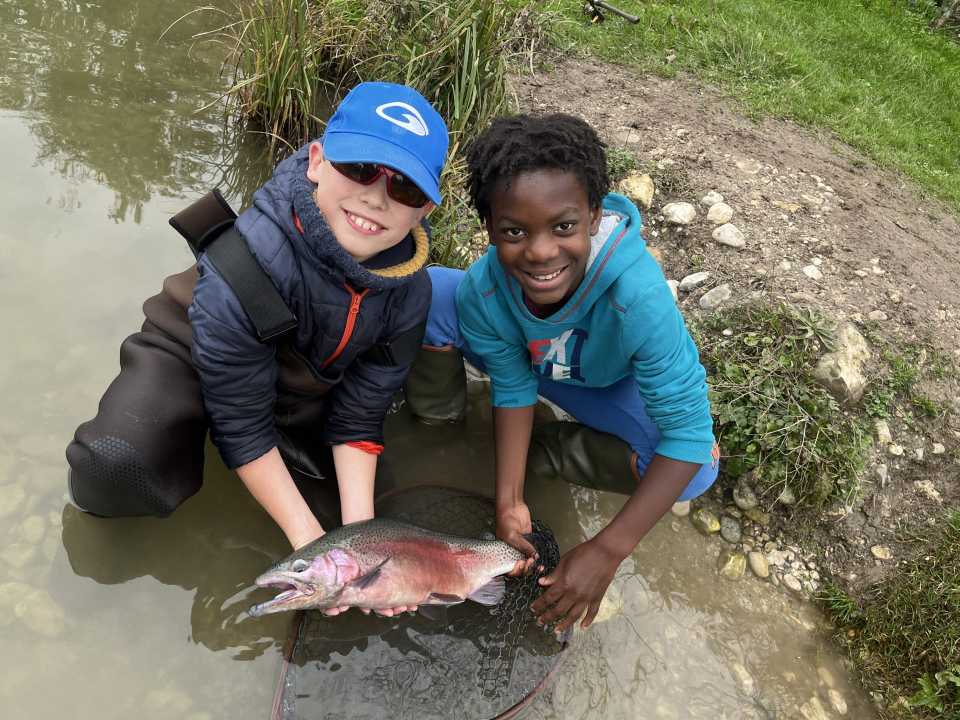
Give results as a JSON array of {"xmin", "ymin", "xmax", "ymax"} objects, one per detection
[{"xmin": 414, "ymin": 114, "xmax": 719, "ymax": 634}]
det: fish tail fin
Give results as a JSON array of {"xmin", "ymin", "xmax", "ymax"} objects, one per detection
[{"xmin": 468, "ymin": 576, "xmax": 506, "ymax": 606}]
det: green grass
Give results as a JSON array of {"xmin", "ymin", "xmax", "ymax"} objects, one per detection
[
  {"xmin": 860, "ymin": 326, "xmax": 955, "ymax": 421},
  {"xmin": 692, "ymin": 303, "xmax": 870, "ymax": 508},
  {"xmin": 820, "ymin": 512, "xmax": 960, "ymax": 719},
  {"xmin": 210, "ymin": 0, "xmax": 552, "ymax": 266},
  {"xmin": 514, "ymin": 0, "xmax": 960, "ymax": 212}
]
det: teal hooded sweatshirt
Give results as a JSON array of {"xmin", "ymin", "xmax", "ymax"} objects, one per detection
[{"xmin": 456, "ymin": 192, "xmax": 715, "ymax": 465}]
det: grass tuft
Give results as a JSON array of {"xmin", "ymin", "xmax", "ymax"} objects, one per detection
[
  {"xmin": 824, "ymin": 512, "xmax": 960, "ymax": 719},
  {"xmin": 213, "ymin": 0, "xmax": 553, "ymax": 266},
  {"xmin": 692, "ymin": 302, "xmax": 870, "ymax": 507}
]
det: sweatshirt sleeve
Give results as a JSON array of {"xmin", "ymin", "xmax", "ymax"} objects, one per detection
[
  {"xmin": 623, "ymin": 282, "xmax": 715, "ymax": 464},
  {"xmin": 456, "ymin": 270, "xmax": 539, "ymax": 407},
  {"xmin": 189, "ymin": 257, "xmax": 279, "ymax": 469}
]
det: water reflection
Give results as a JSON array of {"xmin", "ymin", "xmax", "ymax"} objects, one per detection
[{"xmin": 0, "ymin": 0, "xmax": 270, "ymax": 221}]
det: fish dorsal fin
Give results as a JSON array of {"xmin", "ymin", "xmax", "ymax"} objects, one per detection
[
  {"xmin": 467, "ymin": 576, "xmax": 506, "ymax": 606},
  {"xmin": 350, "ymin": 557, "xmax": 390, "ymax": 590}
]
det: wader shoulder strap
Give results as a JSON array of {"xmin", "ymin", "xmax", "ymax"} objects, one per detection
[
  {"xmin": 169, "ymin": 189, "xmax": 298, "ymax": 344},
  {"xmin": 204, "ymin": 228, "xmax": 299, "ymax": 343}
]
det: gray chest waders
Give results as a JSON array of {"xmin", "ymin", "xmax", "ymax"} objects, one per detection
[{"xmin": 65, "ymin": 189, "xmax": 423, "ymax": 518}]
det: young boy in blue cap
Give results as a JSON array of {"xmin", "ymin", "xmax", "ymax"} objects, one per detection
[
  {"xmin": 66, "ymin": 83, "xmax": 447, "ymax": 614},
  {"xmin": 413, "ymin": 114, "xmax": 719, "ymax": 632}
]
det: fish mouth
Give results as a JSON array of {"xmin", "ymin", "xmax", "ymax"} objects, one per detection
[{"xmin": 248, "ymin": 571, "xmax": 318, "ymax": 617}]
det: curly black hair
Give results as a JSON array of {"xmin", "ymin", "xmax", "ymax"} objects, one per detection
[{"xmin": 465, "ymin": 113, "xmax": 610, "ymax": 221}]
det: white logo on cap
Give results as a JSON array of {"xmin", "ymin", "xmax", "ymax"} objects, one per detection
[{"xmin": 376, "ymin": 102, "xmax": 429, "ymax": 136}]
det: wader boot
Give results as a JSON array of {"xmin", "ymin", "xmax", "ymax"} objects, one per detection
[
  {"xmin": 526, "ymin": 421, "xmax": 639, "ymax": 495},
  {"xmin": 403, "ymin": 346, "xmax": 466, "ymax": 425}
]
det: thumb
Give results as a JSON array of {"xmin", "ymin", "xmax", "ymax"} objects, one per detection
[
  {"xmin": 539, "ymin": 572, "xmax": 556, "ymax": 587},
  {"xmin": 516, "ymin": 535, "xmax": 539, "ymax": 559}
]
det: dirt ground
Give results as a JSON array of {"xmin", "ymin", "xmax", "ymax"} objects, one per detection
[{"xmin": 513, "ymin": 59, "xmax": 960, "ymax": 595}]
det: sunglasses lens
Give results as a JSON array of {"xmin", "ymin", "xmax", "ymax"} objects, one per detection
[
  {"xmin": 333, "ymin": 162, "xmax": 380, "ymax": 184},
  {"xmin": 388, "ymin": 172, "xmax": 429, "ymax": 208},
  {"xmin": 332, "ymin": 162, "xmax": 428, "ymax": 208}
]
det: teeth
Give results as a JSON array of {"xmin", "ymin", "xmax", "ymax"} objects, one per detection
[
  {"xmin": 531, "ymin": 268, "xmax": 563, "ymax": 281},
  {"xmin": 347, "ymin": 212, "xmax": 380, "ymax": 232}
]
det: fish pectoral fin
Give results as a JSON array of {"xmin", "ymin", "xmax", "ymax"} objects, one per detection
[
  {"xmin": 426, "ymin": 592, "xmax": 465, "ymax": 605},
  {"xmin": 349, "ymin": 557, "xmax": 390, "ymax": 591},
  {"xmin": 467, "ymin": 576, "xmax": 506, "ymax": 606},
  {"xmin": 418, "ymin": 604, "xmax": 449, "ymax": 623}
]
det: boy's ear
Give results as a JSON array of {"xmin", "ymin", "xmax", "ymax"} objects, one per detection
[
  {"xmin": 589, "ymin": 205, "xmax": 602, "ymax": 235},
  {"xmin": 306, "ymin": 142, "xmax": 325, "ymax": 184},
  {"xmin": 415, "ymin": 202, "xmax": 436, "ymax": 223}
]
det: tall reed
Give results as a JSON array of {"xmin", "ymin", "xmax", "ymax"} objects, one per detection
[{"xmin": 218, "ymin": 0, "xmax": 551, "ymax": 266}]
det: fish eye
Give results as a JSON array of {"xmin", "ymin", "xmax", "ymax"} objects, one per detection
[{"xmin": 291, "ymin": 559, "xmax": 309, "ymax": 572}]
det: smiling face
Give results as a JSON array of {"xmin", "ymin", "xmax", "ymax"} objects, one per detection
[
  {"xmin": 306, "ymin": 142, "xmax": 434, "ymax": 262},
  {"xmin": 486, "ymin": 169, "xmax": 602, "ymax": 312}
]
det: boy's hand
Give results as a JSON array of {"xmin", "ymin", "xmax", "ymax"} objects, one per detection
[
  {"xmin": 531, "ymin": 538, "xmax": 622, "ymax": 633},
  {"xmin": 495, "ymin": 502, "xmax": 539, "ymax": 576}
]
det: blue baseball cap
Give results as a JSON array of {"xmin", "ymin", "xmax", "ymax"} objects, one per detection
[{"xmin": 322, "ymin": 82, "xmax": 449, "ymax": 205}]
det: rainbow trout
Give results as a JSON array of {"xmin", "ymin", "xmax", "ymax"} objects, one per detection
[{"xmin": 248, "ymin": 518, "xmax": 526, "ymax": 616}]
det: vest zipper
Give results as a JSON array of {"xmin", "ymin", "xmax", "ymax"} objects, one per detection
[{"xmin": 319, "ymin": 283, "xmax": 370, "ymax": 371}]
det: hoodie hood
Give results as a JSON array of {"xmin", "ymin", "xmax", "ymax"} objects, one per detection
[
  {"xmin": 487, "ymin": 193, "xmax": 645, "ymax": 325},
  {"xmin": 243, "ymin": 144, "xmax": 428, "ymax": 291}
]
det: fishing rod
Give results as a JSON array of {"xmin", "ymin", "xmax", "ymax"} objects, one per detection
[{"xmin": 584, "ymin": 0, "xmax": 640, "ymax": 24}]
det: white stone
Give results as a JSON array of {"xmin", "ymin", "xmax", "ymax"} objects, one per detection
[
  {"xmin": 619, "ymin": 173, "xmax": 655, "ymax": 209},
  {"xmin": 802, "ymin": 264, "xmax": 823, "ymax": 280},
  {"xmin": 1, "ymin": 542, "xmax": 37, "ymax": 569},
  {"xmin": 800, "ymin": 696, "xmax": 831, "ymax": 720},
  {"xmin": 0, "ymin": 483, "xmax": 26, "ymax": 518},
  {"xmin": 19, "ymin": 515, "xmax": 46, "ymax": 545},
  {"xmin": 731, "ymin": 662, "xmax": 755, "ymax": 695},
  {"xmin": 670, "ymin": 500, "xmax": 691, "ymax": 517},
  {"xmin": 679, "ymin": 271, "xmax": 711, "ymax": 292},
  {"xmin": 933, "ymin": 443, "xmax": 946, "ymax": 454},
  {"xmin": 748, "ymin": 551, "xmax": 770, "ymax": 579},
  {"xmin": 868, "ymin": 310, "xmax": 888, "ymax": 321},
  {"xmin": 778, "ymin": 260, "xmax": 793, "ymax": 271},
  {"xmin": 874, "ymin": 420, "xmax": 892, "ymax": 445},
  {"xmin": 662, "ymin": 202, "xmax": 697, "ymax": 225},
  {"xmin": 14, "ymin": 588, "xmax": 66, "ymax": 638},
  {"xmin": 828, "ymin": 688, "xmax": 848, "ymax": 715},
  {"xmin": 701, "ymin": 191, "xmax": 724, "ymax": 207},
  {"xmin": 666, "ymin": 279, "xmax": 679, "ymax": 302},
  {"xmin": 870, "ymin": 545, "xmax": 893, "ymax": 560},
  {"xmin": 888, "ymin": 443, "xmax": 904, "ymax": 456},
  {"xmin": 707, "ymin": 202, "xmax": 734, "ymax": 225},
  {"xmin": 817, "ymin": 666, "xmax": 837, "ymax": 688},
  {"xmin": 712, "ymin": 223, "xmax": 745, "ymax": 248},
  {"xmin": 813, "ymin": 324, "xmax": 871, "ymax": 403},
  {"xmin": 699, "ymin": 284, "xmax": 732, "ymax": 311},
  {"xmin": 0, "ymin": 582, "xmax": 31, "ymax": 626},
  {"xmin": 782, "ymin": 573, "xmax": 804, "ymax": 594},
  {"xmin": 915, "ymin": 480, "xmax": 942, "ymax": 503}
]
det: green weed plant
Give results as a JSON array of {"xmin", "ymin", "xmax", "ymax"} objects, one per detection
[
  {"xmin": 213, "ymin": 0, "xmax": 551, "ymax": 266},
  {"xmin": 821, "ymin": 512, "xmax": 960, "ymax": 720},
  {"xmin": 517, "ymin": 0, "xmax": 960, "ymax": 213},
  {"xmin": 693, "ymin": 303, "xmax": 869, "ymax": 507}
]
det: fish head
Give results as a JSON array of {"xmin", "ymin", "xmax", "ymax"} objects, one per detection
[{"xmin": 248, "ymin": 548, "xmax": 361, "ymax": 616}]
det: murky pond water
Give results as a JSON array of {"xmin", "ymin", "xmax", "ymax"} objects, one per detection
[{"xmin": 0, "ymin": 2, "xmax": 877, "ymax": 718}]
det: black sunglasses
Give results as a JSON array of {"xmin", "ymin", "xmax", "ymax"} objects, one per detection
[{"xmin": 330, "ymin": 162, "xmax": 430, "ymax": 208}]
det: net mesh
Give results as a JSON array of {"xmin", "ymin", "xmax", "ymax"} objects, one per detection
[{"xmin": 274, "ymin": 485, "xmax": 566, "ymax": 720}]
